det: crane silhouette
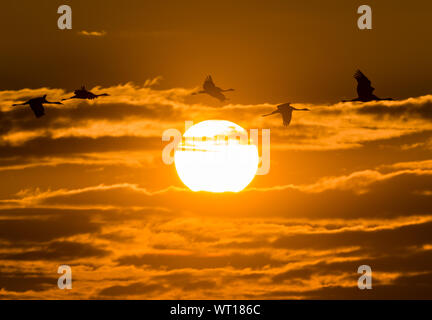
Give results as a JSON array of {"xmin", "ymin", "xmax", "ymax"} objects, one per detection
[
  {"xmin": 342, "ymin": 70, "xmax": 393, "ymax": 102},
  {"xmin": 262, "ymin": 103, "xmax": 310, "ymax": 127},
  {"xmin": 62, "ymin": 86, "xmax": 109, "ymax": 101},
  {"xmin": 12, "ymin": 95, "xmax": 62, "ymax": 118},
  {"xmin": 192, "ymin": 75, "xmax": 234, "ymax": 102}
]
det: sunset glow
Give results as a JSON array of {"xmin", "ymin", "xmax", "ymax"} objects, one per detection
[{"xmin": 1, "ymin": 0, "xmax": 432, "ymax": 302}]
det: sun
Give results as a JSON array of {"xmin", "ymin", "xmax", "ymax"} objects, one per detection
[{"xmin": 174, "ymin": 120, "xmax": 259, "ymax": 192}]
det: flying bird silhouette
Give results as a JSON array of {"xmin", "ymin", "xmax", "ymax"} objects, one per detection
[
  {"xmin": 12, "ymin": 95, "xmax": 62, "ymax": 118},
  {"xmin": 262, "ymin": 103, "xmax": 310, "ymax": 127},
  {"xmin": 62, "ymin": 86, "xmax": 110, "ymax": 101},
  {"xmin": 192, "ymin": 75, "xmax": 234, "ymax": 102},
  {"xmin": 342, "ymin": 70, "xmax": 393, "ymax": 102}
]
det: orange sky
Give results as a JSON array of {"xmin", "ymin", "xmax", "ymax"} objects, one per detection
[
  {"xmin": 2, "ymin": 0, "xmax": 432, "ymax": 103},
  {"xmin": 1, "ymin": 0, "xmax": 432, "ymax": 299}
]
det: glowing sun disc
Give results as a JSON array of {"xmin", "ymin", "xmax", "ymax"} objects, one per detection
[{"xmin": 174, "ymin": 120, "xmax": 259, "ymax": 192}]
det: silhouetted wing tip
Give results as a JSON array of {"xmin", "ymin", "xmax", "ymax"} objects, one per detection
[
  {"xmin": 354, "ymin": 70, "xmax": 369, "ymax": 81},
  {"xmin": 204, "ymin": 75, "xmax": 214, "ymax": 84},
  {"xmin": 203, "ymin": 76, "xmax": 216, "ymax": 90}
]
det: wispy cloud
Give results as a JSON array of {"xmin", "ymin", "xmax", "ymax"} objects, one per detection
[
  {"xmin": 2, "ymin": 159, "xmax": 432, "ymax": 215},
  {"xmin": 78, "ymin": 30, "xmax": 107, "ymax": 37},
  {"xmin": 144, "ymin": 76, "xmax": 163, "ymax": 87},
  {"xmin": 2, "ymin": 85, "xmax": 431, "ymax": 153}
]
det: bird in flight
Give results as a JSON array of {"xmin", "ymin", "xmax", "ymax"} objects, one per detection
[
  {"xmin": 192, "ymin": 75, "xmax": 234, "ymax": 102},
  {"xmin": 12, "ymin": 95, "xmax": 62, "ymax": 118},
  {"xmin": 262, "ymin": 103, "xmax": 310, "ymax": 127},
  {"xmin": 62, "ymin": 86, "xmax": 110, "ymax": 101},
  {"xmin": 342, "ymin": 70, "xmax": 393, "ymax": 102}
]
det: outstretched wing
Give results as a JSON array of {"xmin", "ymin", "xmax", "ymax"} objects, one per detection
[
  {"xmin": 280, "ymin": 110, "xmax": 292, "ymax": 126},
  {"xmin": 354, "ymin": 70, "xmax": 374, "ymax": 96},
  {"xmin": 277, "ymin": 104, "xmax": 293, "ymax": 126},
  {"xmin": 212, "ymin": 91, "xmax": 227, "ymax": 102},
  {"xmin": 203, "ymin": 75, "xmax": 216, "ymax": 91},
  {"xmin": 29, "ymin": 102, "xmax": 45, "ymax": 118}
]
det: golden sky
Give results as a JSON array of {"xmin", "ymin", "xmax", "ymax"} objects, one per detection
[{"xmin": 0, "ymin": 0, "xmax": 432, "ymax": 299}]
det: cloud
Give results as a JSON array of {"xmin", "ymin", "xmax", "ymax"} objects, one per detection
[
  {"xmin": 0, "ymin": 201, "xmax": 431, "ymax": 298},
  {"xmin": 1, "ymin": 85, "xmax": 432, "ymax": 299},
  {"xmin": 0, "ymin": 241, "xmax": 110, "ymax": 261},
  {"xmin": 2, "ymin": 158, "xmax": 431, "ymax": 219},
  {"xmin": 98, "ymin": 282, "xmax": 162, "ymax": 297},
  {"xmin": 144, "ymin": 76, "xmax": 163, "ymax": 87},
  {"xmin": 385, "ymin": 159, "xmax": 432, "ymax": 170},
  {"xmin": 0, "ymin": 136, "xmax": 162, "ymax": 159},
  {"xmin": 272, "ymin": 220, "xmax": 432, "ymax": 253},
  {"xmin": 1, "ymin": 85, "xmax": 432, "ymax": 154},
  {"xmin": 355, "ymin": 96, "xmax": 432, "ymax": 120},
  {"xmin": 116, "ymin": 252, "xmax": 287, "ymax": 270},
  {"xmin": 260, "ymin": 272, "xmax": 432, "ymax": 299},
  {"xmin": 98, "ymin": 273, "xmax": 218, "ymax": 298},
  {"xmin": 0, "ymin": 271, "xmax": 56, "ymax": 293},
  {"xmin": 0, "ymin": 214, "xmax": 101, "ymax": 243},
  {"xmin": 294, "ymin": 168, "xmax": 432, "ymax": 194},
  {"xmin": 78, "ymin": 30, "xmax": 107, "ymax": 37}
]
